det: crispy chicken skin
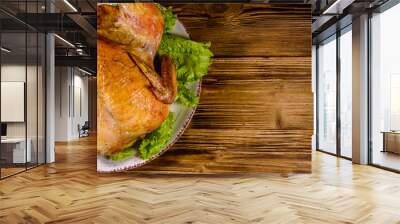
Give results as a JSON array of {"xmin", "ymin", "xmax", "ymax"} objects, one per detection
[
  {"xmin": 97, "ymin": 39, "xmax": 169, "ymax": 155},
  {"xmin": 97, "ymin": 3, "xmax": 177, "ymax": 155}
]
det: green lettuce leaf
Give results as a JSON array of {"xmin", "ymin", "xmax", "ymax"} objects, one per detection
[
  {"xmin": 137, "ymin": 112, "xmax": 175, "ymax": 160},
  {"xmin": 158, "ymin": 34, "xmax": 213, "ymax": 83},
  {"xmin": 157, "ymin": 4, "xmax": 177, "ymax": 33},
  {"xmin": 108, "ymin": 147, "xmax": 135, "ymax": 161},
  {"xmin": 158, "ymin": 34, "xmax": 213, "ymax": 107},
  {"xmin": 176, "ymin": 83, "xmax": 199, "ymax": 108}
]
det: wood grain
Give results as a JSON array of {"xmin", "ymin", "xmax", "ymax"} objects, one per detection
[
  {"xmin": 133, "ymin": 4, "xmax": 313, "ymax": 173},
  {"xmin": 170, "ymin": 4, "xmax": 311, "ymax": 57}
]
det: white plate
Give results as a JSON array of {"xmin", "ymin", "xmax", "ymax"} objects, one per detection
[{"xmin": 97, "ymin": 20, "xmax": 200, "ymax": 173}]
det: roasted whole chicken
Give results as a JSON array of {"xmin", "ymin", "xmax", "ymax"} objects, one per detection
[{"xmin": 97, "ymin": 3, "xmax": 177, "ymax": 155}]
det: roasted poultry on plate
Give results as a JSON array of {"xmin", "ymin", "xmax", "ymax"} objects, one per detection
[
  {"xmin": 97, "ymin": 3, "xmax": 213, "ymax": 171},
  {"xmin": 97, "ymin": 3, "xmax": 177, "ymax": 156}
]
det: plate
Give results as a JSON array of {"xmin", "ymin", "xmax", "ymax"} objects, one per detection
[{"xmin": 97, "ymin": 20, "xmax": 200, "ymax": 172}]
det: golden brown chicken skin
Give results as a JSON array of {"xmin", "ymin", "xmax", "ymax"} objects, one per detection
[
  {"xmin": 97, "ymin": 39, "xmax": 169, "ymax": 155},
  {"xmin": 97, "ymin": 3, "xmax": 164, "ymax": 65}
]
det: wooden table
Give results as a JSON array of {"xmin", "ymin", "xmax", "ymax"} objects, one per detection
[{"xmin": 135, "ymin": 3, "xmax": 313, "ymax": 173}]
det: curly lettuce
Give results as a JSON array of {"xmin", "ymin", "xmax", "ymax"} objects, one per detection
[
  {"xmin": 158, "ymin": 34, "xmax": 213, "ymax": 107},
  {"xmin": 175, "ymin": 83, "xmax": 199, "ymax": 108},
  {"xmin": 109, "ymin": 147, "xmax": 135, "ymax": 161},
  {"xmin": 137, "ymin": 112, "xmax": 175, "ymax": 160},
  {"xmin": 156, "ymin": 4, "xmax": 177, "ymax": 33}
]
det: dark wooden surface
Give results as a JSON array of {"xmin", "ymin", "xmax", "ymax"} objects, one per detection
[{"xmin": 134, "ymin": 3, "xmax": 313, "ymax": 173}]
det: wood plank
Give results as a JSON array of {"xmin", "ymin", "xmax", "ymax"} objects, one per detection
[
  {"xmin": 195, "ymin": 57, "xmax": 313, "ymax": 130},
  {"xmin": 170, "ymin": 4, "xmax": 311, "ymax": 57},
  {"xmin": 131, "ymin": 3, "xmax": 313, "ymax": 173}
]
